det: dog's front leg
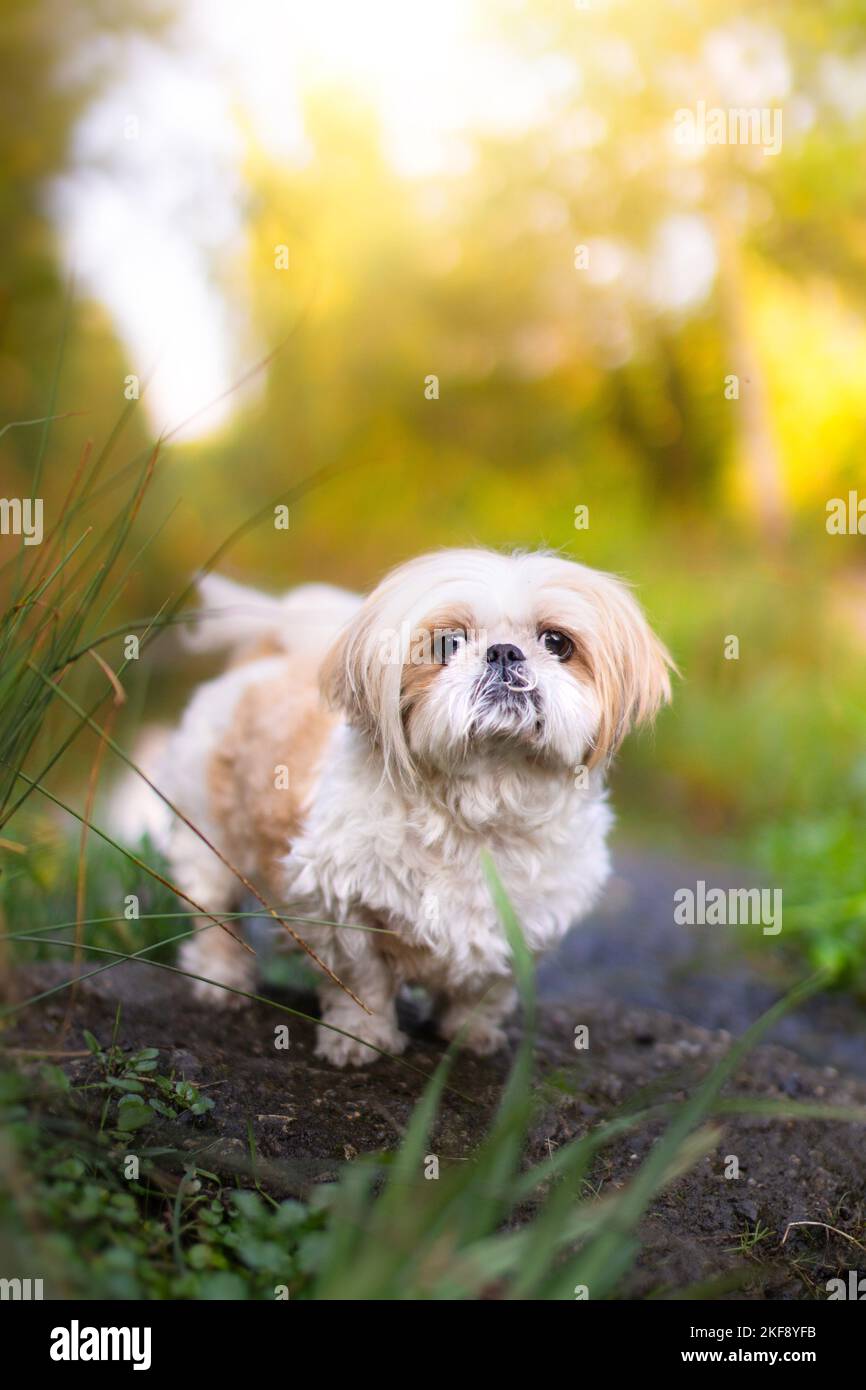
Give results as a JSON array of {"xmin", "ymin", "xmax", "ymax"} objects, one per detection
[
  {"xmin": 314, "ymin": 937, "xmax": 406, "ymax": 1068},
  {"xmin": 438, "ymin": 978, "xmax": 517, "ymax": 1057},
  {"xmin": 170, "ymin": 823, "xmax": 255, "ymax": 1007}
]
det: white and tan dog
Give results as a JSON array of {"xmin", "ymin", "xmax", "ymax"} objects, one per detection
[{"xmin": 153, "ymin": 549, "xmax": 672, "ymax": 1066}]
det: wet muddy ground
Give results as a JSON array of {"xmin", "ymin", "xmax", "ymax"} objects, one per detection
[{"xmin": 5, "ymin": 850, "xmax": 866, "ymax": 1299}]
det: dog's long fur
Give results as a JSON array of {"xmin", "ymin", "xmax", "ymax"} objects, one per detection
[{"xmin": 151, "ymin": 549, "xmax": 672, "ymax": 1065}]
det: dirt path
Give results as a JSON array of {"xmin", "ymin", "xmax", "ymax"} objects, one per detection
[
  {"xmin": 544, "ymin": 851, "xmax": 866, "ymax": 1079},
  {"xmin": 5, "ymin": 849, "xmax": 866, "ymax": 1299}
]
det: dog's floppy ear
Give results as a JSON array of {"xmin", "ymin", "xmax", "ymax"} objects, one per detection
[
  {"xmin": 319, "ymin": 618, "xmax": 367, "ymax": 723},
  {"xmin": 319, "ymin": 589, "xmax": 410, "ymax": 780},
  {"xmin": 582, "ymin": 573, "xmax": 674, "ymax": 769}
]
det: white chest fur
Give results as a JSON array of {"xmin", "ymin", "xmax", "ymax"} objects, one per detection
[{"xmin": 284, "ymin": 725, "xmax": 613, "ymax": 991}]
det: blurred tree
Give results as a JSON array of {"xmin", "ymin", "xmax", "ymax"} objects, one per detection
[
  {"xmin": 480, "ymin": 0, "xmax": 866, "ymax": 536},
  {"xmin": 4, "ymin": 0, "xmax": 866, "ymax": 603},
  {"xmin": 0, "ymin": 0, "xmax": 165, "ymax": 509}
]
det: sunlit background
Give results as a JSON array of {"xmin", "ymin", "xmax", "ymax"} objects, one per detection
[{"xmin": 3, "ymin": 0, "xmax": 866, "ymax": 978}]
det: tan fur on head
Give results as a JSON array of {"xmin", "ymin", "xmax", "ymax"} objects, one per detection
[
  {"xmin": 533, "ymin": 562, "xmax": 674, "ymax": 768},
  {"xmin": 318, "ymin": 583, "xmax": 407, "ymax": 777},
  {"xmin": 320, "ymin": 548, "xmax": 673, "ymax": 784}
]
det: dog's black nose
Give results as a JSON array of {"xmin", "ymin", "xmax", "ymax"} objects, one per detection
[{"xmin": 486, "ymin": 642, "xmax": 525, "ymax": 672}]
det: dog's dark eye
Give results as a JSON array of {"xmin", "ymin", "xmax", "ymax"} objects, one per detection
[
  {"xmin": 437, "ymin": 630, "xmax": 468, "ymax": 664},
  {"xmin": 540, "ymin": 629, "xmax": 574, "ymax": 660}
]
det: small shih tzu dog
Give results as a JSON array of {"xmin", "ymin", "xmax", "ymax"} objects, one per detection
[{"xmin": 153, "ymin": 549, "xmax": 673, "ymax": 1066}]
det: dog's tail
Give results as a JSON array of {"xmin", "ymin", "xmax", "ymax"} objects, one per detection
[{"xmin": 183, "ymin": 573, "xmax": 361, "ymax": 663}]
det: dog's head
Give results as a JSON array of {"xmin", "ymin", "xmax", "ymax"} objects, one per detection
[{"xmin": 321, "ymin": 548, "xmax": 673, "ymax": 783}]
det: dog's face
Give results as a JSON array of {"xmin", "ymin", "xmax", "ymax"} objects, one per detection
[{"xmin": 322, "ymin": 549, "xmax": 672, "ymax": 782}]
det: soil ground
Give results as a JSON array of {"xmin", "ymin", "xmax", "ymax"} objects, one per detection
[{"xmin": 5, "ymin": 850, "xmax": 866, "ymax": 1299}]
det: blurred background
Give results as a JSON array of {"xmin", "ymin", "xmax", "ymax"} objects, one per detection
[{"xmin": 2, "ymin": 0, "xmax": 866, "ymax": 980}]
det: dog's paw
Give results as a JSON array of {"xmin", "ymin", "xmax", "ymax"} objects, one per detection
[
  {"xmin": 439, "ymin": 1010, "xmax": 509, "ymax": 1057},
  {"xmin": 459, "ymin": 1020, "xmax": 508, "ymax": 1057},
  {"xmin": 180, "ymin": 939, "xmax": 254, "ymax": 1009},
  {"xmin": 187, "ymin": 975, "xmax": 253, "ymax": 1009},
  {"xmin": 315, "ymin": 1018, "xmax": 407, "ymax": 1068}
]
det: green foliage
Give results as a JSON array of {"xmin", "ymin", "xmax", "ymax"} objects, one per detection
[
  {"xmin": 81, "ymin": 1026, "xmax": 215, "ymax": 1132},
  {"xmin": 0, "ymin": 825, "xmax": 179, "ymax": 961},
  {"xmin": 756, "ymin": 812, "xmax": 866, "ymax": 988},
  {"xmin": 0, "ymin": 1065, "xmax": 324, "ymax": 1301}
]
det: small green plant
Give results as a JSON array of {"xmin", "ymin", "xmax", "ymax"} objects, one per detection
[
  {"xmin": 80, "ymin": 1022, "xmax": 214, "ymax": 1134},
  {"xmin": 726, "ymin": 1219, "xmax": 773, "ymax": 1257},
  {"xmin": 756, "ymin": 813, "xmax": 866, "ymax": 992},
  {"xmin": 0, "ymin": 1065, "xmax": 329, "ymax": 1299}
]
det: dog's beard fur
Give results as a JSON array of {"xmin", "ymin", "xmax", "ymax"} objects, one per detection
[
  {"xmin": 405, "ymin": 635, "xmax": 594, "ymax": 774},
  {"xmin": 469, "ymin": 664, "xmax": 540, "ymax": 741}
]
